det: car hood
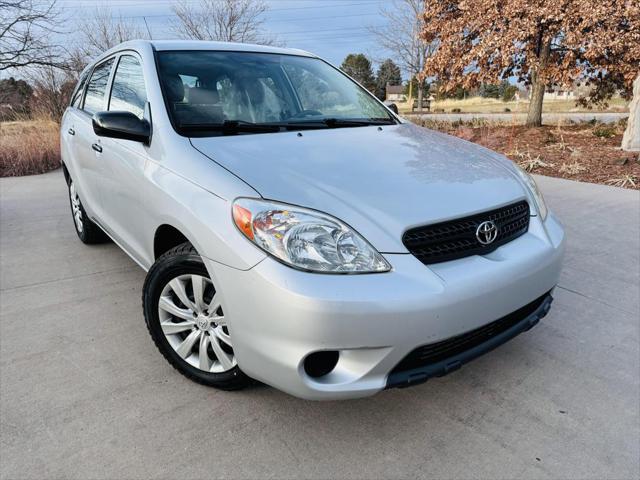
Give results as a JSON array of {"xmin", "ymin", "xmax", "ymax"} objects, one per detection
[{"xmin": 190, "ymin": 123, "xmax": 528, "ymax": 252}]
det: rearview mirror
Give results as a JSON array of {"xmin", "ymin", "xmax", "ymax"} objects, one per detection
[
  {"xmin": 92, "ymin": 111, "xmax": 150, "ymax": 144},
  {"xmin": 384, "ymin": 102, "xmax": 399, "ymax": 115}
]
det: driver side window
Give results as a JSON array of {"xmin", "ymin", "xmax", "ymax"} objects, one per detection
[{"xmin": 109, "ymin": 55, "xmax": 147, "ymax": 119}]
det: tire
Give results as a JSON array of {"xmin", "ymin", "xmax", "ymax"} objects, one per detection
[
  {"xmin": 142, "ymin": 242, "xmax": 250, "ymax": 390},
  {"xmin": 66, "ymin": 177, "xmax": 109, "ymax": 244}
]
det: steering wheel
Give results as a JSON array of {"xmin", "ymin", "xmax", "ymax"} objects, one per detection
[{"xmin": 291, "ymin": 109, "xmax": 323, "ymax": 119}]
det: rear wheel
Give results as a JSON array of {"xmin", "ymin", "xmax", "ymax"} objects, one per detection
[
  {"xmin": 142, "ymin": 242, "xmax": 249, "ymax": 390},
  {"xmin": 67, "ymin": 178, "xmax": 108, "ymax": 244}
]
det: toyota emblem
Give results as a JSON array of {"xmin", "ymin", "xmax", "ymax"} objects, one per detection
[{"xmin": 476, "ymin": 220, "xmax": 498, "ymax": 245}]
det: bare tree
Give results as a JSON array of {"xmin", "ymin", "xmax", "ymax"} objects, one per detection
[
  {"xmin": 77, "ymin": 6, "xmax": 147, "ymax": 60},
  {"xmin": 369, "ymin": 0, "xmax": 434, "ymax": 112},
  {"xmin": 171, "ymin": 0, "xmax": 276, "ymax": 45},
  {"xmin": 0, "ymin": 0, "xmax": 64, "ymax": 71},
  {"xmin": 62, "ymin": 46, "xmax": 89, "ymax": 77},
  {"xmin": 29, "ymin": 59, "xmax": 75, "ymax": 120}
]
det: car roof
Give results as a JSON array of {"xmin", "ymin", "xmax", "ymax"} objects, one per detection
[{"xmin": 98, "ymin": 39, "xmax": 316, "ymax": 61}]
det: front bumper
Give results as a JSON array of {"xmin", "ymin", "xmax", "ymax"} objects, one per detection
[
  {"xmin": 205, "ymin": 213, "xmax": 565, "ymax": 400},
  {"xmin": 386, "ymin": 291, "xmax": 553, "ymax": 388}
]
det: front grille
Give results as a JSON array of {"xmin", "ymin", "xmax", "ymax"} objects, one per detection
[
  {"xmin": 390, "ymin": 292, "xmax": 549, "ymax": 375},
  {"xmin": 403, "ymin": 200, "xmax": 530, "ymax": 265}
]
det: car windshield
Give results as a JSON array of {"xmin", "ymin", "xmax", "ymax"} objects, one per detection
[{"xmin": 156, "ymin": 50, "xmax": 395, "ymax": 135}]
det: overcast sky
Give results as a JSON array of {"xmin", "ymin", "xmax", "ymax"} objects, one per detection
[{"xmin": 55, "ymin": 0, "xmax": 393, "ymax": 71}]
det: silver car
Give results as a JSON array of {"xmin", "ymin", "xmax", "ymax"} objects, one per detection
[{"xmin": 60, "ymin": 40, "xmax": 565, "ymax": 400}]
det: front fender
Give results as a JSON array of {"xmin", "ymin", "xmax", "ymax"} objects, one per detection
[{"xmin": 144, "ymin": 161, "xmax": 266, "ymax": 271}]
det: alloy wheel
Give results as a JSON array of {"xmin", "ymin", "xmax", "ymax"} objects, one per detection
[
  {"xmin": 69, "ymin": 180, "xmax": 84, "ymax": 233},
  {"xmin": 158, "ymin": 274, "xmax": 237, "ymax": 373}
]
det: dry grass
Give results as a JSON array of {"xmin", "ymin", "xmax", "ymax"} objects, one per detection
[
  {"xmin": 396, "ymin": 96, "xmax": 629, "ymax": 114},
  {"xmin": 606, "ymin": 175, "xmax": 638, "ymax": 188},
  {"xmin": 0, "ymin": 119, "xmax": 60, "ymax": 177},
  {"xmin": 558, "ymin": 161, "xmax": 588, "ymax": 175},
  {"xmin": 511, "ymin": 147, "xmax": 555, "ymax": 172}
]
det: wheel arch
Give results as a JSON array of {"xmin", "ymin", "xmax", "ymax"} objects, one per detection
[{"xmin": 154, "ymin": 223, "xmax": 196, "ymax": 260}]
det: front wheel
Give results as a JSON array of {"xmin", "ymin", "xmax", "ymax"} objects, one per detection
[{"xmin": 142, "ymin": 242, "xmax": 250, "ymax": 390}]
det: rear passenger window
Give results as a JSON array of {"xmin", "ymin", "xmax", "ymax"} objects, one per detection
[
  {"xmin": 109, "ymin": 55, "xmax": 147, "ymax": 119},
  {"xmin": 83, "ymin": 58, "xmax": 114, "ymax": 115},
  {"xmin": 70, "ymin": 71, "xmax": 89, "ymax": 108}
]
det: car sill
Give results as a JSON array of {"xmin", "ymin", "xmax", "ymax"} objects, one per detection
[{"xmin": 91, "ymin": 216, "xmax": 150, "ymax": 272}]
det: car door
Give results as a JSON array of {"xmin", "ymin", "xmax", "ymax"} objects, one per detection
[
  {"xmin": 61, "ymin": 69, "xmax": 89, "ymax": 189},
  {"xmin": 96, "ymin": 52, "xmax": 152, "ymax": 266},
  {"xmin": 71, "ymin": 57, "xmax": 116, "ymax": 220}
]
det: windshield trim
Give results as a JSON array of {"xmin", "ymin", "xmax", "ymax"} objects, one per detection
[{"xmin": 153, "ymin": 48, "xmax": 399, "ymax": 138}]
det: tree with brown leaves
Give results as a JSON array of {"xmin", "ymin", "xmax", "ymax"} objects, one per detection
[{"xmin": 420, "ymin": 1, "xmax": 640, "ymax": 127}]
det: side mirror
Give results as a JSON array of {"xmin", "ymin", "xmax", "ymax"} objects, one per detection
[
  {"xmin": 92, "ymin": 111, "xmax": 150, "ymax": 144},
  {"xmin": 384, "ymin": 102, "xmax": 399, "ymax": 115}
]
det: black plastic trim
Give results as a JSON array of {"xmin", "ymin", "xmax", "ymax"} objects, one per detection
[
  {"xmin": 403, "ymin": 200, "xmax": 530, "ymax": 265},
  {"xmin": 386, "ymin": 292, "xmax": 553, "ymax": 389}
]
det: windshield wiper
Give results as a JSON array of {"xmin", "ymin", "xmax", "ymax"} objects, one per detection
[
  {"xmin": 179, "ymin": 120, "xmax": 282, "ymax": 135},
  {"xmin": 283, "ymin": 118, "xmax": 396, "ymax": 129},
  {"xmin": 324, "ymin": 117, "xmax": 395, "ymax": 127},
  {"xmin": 178, "ymin": 117, "xmax": 396, "ymax": 135}
]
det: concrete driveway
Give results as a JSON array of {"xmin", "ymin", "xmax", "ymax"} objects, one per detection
[{"xmin": 1, "ymin": 171, "xmax": 638, "ymax": 479}]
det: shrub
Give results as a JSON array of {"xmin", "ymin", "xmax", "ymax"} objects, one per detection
[
  {"xmin": 614, "ymin": 117, "xmax": 628, "ymax": 135},
  {"xmin": 504, "ymin": 108, "xmax": 511, "ymax": 112},
  {"xmin": 501, "ymin": 85, "xmax": 518, "ymax": 102},
  {"xmin": 592, "ymin": 124, "xmax": 616, "ymax": 138},
  {"xmin": 451, "ymin": 108, "xmax": 461, "ymax": 113}
]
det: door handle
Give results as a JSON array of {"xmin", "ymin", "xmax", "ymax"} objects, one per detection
[
  {"xmin": 91, "ymin": 143, "xmax": 102, "ymax": 153},
  {"xmin": 67, "ymin": 128, "xmax": 75, "ymax": 135}
]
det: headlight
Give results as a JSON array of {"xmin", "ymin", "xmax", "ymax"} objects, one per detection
[
  {"xmin": 232, "ymin": 198, "xmax": 391, "ymax": 273},
  {"xmin": 514, "ymin": 165, "xmax": 548, "ymax": 220}
]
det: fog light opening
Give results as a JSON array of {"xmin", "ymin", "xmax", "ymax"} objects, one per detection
[{"xmin": 304, "ymin": 351, "xmax": 339, "ymax": 378}]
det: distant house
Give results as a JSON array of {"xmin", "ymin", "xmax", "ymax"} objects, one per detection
[
  {"xmin": 521, "ymin": 83, "xmax": 593, "ymax": 101},
  {"xmin": 544, "ymin": 87, "xmax": 577, "ymax": 101},
  {"xmin": 385, "ymin": 84, "xmax": 405, "ymax": 102},
  {"xmin": 555, "ymin": 84, "xmax": 593, "ymax": 100}
]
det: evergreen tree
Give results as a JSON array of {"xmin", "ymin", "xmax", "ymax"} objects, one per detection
[{"xmin": 340, "ymin": 53, "xmax": 376, "ymax": 93}]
